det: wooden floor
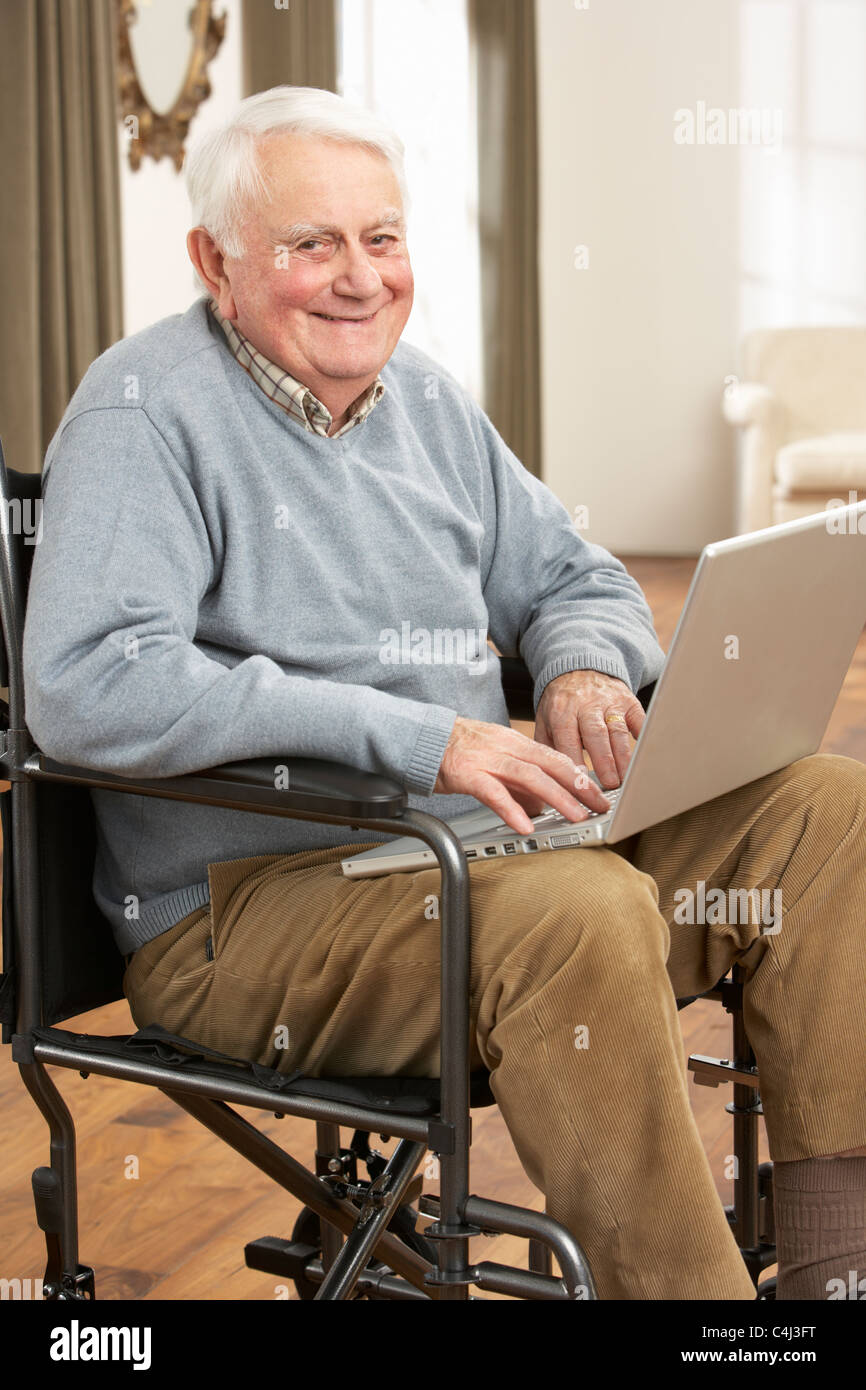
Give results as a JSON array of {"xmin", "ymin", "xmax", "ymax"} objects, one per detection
[{"xmin": 2, "ymin": 554, "xmax": 864, "ymax": 1300}]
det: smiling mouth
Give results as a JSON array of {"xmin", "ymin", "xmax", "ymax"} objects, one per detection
[{"xmin": 312, "ymin": 311, "xmax": 379, "ymax": 323}]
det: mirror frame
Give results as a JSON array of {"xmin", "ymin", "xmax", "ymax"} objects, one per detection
[{"xmin": 117, "ymin": 0, "xmax": 227, "ymax": 171}]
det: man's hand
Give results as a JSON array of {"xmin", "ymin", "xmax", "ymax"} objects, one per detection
[
  {"xmin": 433, "ymin": 669, "xmax": 644, "ymax": 836},
  {"xmin": 433, "ymin": 721, "xmax": 613, "ymax": 837},
  {"xmin": 534, "ymin": 669, "xmax": 645, "ymax": 789}
]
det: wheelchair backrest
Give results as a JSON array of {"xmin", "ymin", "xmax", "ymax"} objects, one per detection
[{"xmin": 0, "ymin": 446, "xmax": 125, "ymax": 1042}]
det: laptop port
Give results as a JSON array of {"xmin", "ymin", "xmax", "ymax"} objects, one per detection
[
  {"xmin": 484, "ymin": 845, "xmax": 498, "ymax": 856},
  {"xmin": 503, "ymin": 842, "xmax": 517, "ymax": 854},
  {"xmin": 526, "ymin": 838, "xmax": 538, "ymax": 851},
  {"xmin": 465, "ymin": 849, "xmax": 478, "ymax": 859}
]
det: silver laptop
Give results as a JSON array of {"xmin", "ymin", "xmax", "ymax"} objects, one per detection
[{"xmin": 342, "ymin": 502, "xmax": 866, "ymax": 878}]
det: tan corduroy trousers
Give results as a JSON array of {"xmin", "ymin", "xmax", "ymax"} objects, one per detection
[{"xmin": 122, "ymin": 752, "xmax": 866, "ymax": 1299}]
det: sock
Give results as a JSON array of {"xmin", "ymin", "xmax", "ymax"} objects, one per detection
[{"xmin": 773, "ymin": 1156, "xmax": 866, "ymax": 1300}]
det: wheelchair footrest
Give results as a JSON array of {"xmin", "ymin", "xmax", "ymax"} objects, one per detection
[{"xmin": 244, "ymin": 1236, "xmax": 319, "ymax": 1280}]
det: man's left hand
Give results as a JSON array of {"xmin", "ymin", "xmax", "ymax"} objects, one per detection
[{"xmin": 534, "ymin": 669, "xmax": 645, "ymax": 792}]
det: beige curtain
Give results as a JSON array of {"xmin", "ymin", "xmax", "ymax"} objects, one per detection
[
  {"xmin": 0, "ymin": 0, "xmax": 123, "ymax": 476},
  {"xmin": 242, "ymin": 0, "xmax": 337, "ymax": 96},
  {"xmin": 469, "ymin": 0, "xmax": 542, "ymax": 479}
]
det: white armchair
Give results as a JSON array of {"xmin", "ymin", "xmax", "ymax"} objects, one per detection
[{"xmin": 723, "ymin": 327, "xmax": 866, "ymax": 532}]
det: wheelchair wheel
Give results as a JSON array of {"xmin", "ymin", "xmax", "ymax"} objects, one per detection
[{"xmin": 290, "ymin": 1202, "xmax": 436, "ymax": 1300}]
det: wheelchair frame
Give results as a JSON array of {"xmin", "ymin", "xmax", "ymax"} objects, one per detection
[{"xmin": 0, "ymin": 447, "xmax": 775, "ymax": 1300}]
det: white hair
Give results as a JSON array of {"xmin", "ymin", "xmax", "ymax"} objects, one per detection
[{"xmin": 184, "ymin": 85, "xmax": 410, "ymax": 261}]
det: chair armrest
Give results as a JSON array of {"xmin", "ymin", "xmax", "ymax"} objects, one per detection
[
  {"xmin": 722, "ymin": 381, "xmax": 776, "ymax": 428},
  {"xmin": 722, "ymin": 382, "xmax": 781, "ymax": 532},
  {"xmin": 24, "ymin": 751, "xmax": 407, "ymax": 822}
]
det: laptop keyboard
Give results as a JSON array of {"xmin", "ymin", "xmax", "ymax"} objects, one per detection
[{"xmin": 532, "ymin": 785, "xmax": 623, "ymax": 829}]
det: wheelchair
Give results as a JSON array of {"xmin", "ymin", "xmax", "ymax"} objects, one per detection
[{"xmin": 0, "ymin": 445, "xmax": 777, "ymax": 1300}]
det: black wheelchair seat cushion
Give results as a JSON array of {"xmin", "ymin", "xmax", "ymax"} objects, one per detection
[{"xmin": 28, "ymin": 1023, "xmax": 496, "ymax": 1115}]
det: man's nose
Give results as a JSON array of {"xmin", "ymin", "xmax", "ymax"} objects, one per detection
[{"xmin": 331, "ymin": 241, "xmax": 384, "ymax": 297}]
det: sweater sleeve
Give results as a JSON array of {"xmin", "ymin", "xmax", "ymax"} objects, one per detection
[
  {"xmin": 22, "ymin": 407, "xmax": 456, "ymax": 791},
  {"xmin": 470, "ymin": 405, "xmax": 667, "ymax": 709}
]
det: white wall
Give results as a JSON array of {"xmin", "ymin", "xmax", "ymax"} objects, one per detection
[
  {"xmin": 739, "ymin": 0, "xmax": 866, "ymax": 330},
  {"xmin": 119, "ymin": 0, "xmax": 243, "ymax": 337},
  {"xmin": 536, "ymin": 0, "xmax": 741, "ymax": 554}
]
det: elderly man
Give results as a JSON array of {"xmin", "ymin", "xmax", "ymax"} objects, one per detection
[{"xmin": 22, "ymin": 87, "xmax": 866, "ymax": 1301}]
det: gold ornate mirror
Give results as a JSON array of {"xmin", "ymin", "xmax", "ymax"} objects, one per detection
[{"xmin": 117, "ymin": 0, "xmax": 227, "ymax": 171}]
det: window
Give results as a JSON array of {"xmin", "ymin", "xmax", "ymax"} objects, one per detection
[
  {"xmin": 740, "ymin": 0, "xmax": 866, "ymax": 332},
  {"xmin": 338, "ymin": 0, "xmax": 483, "ymax": 397}
]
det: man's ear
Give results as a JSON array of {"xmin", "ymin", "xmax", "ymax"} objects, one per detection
[{"xmin": 187, "ymin": 228, "xmax": 237, "ymax": 318}]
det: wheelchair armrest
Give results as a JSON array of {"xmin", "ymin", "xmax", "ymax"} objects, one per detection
[
  {"xmin": 22, "ymin": 672, "xmax": 657, "ymax": 820},
  {"xmin": 25, "ymin": 751, "xmax": 407, "ymax": 823}
]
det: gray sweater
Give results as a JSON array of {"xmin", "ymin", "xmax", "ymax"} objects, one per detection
[{"xmin": 22, "ymin": 296, "xmax": 666, "ymax": 953}]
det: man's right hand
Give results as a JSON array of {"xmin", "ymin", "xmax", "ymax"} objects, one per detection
[{"xmin": 433, "ymin": 716, "xmax": 612, "ymax": 836}]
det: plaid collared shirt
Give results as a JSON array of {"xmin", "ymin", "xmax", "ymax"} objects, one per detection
[{"xmin": 208, "ymin": 300, "xmax": 385, "ymax": 439}]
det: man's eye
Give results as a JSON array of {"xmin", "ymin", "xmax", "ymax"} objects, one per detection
[
  {"xmin": 370, "ymin": 234, "xmax": 397, "ymax": 246},
  {"xmin": 298, "ymin": 239, "xmax": 324, "ymax": 251}
]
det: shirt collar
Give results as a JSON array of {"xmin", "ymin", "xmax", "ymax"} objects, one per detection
[{"xmin": 207, "ymin": 299, "xmax": 385, "ymax": 439}]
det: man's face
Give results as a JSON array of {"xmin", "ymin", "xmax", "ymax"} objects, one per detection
[{"xmin": 214, "ymin": 133, "xmax": 414, "ymax": 405}]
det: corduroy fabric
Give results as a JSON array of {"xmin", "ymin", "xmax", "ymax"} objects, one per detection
[{"xmin": 123, "ymin": 752, "xmax": 866, "ymax": 1299}]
